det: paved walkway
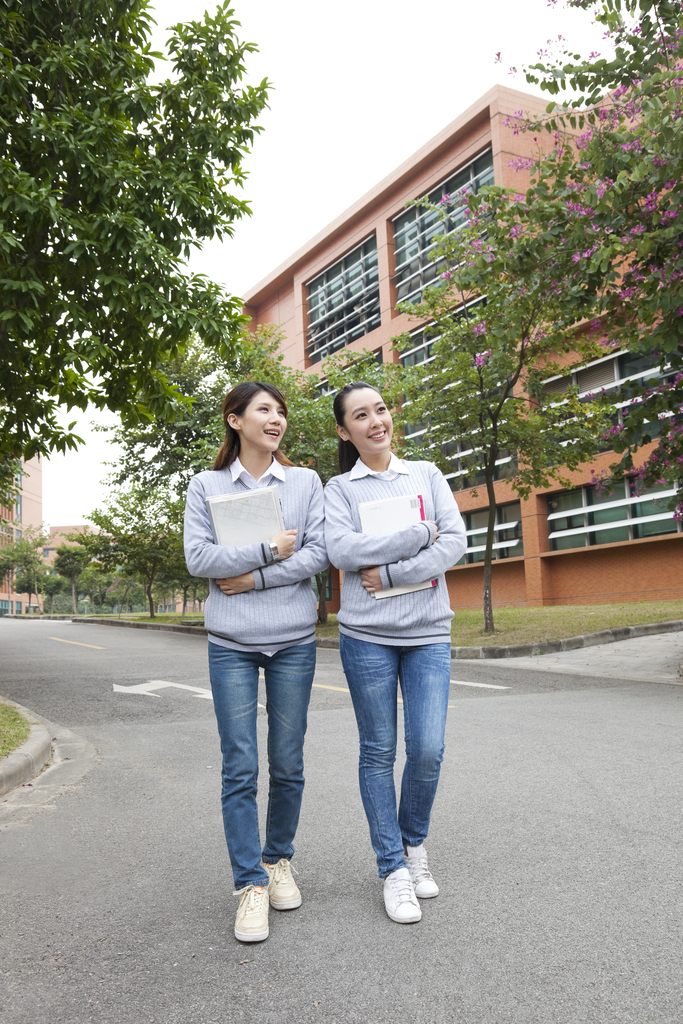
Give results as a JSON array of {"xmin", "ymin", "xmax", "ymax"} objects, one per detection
[
  {"xmin": 1, "ymin": 618, "xmax": 682, "ymax": 1024},
  {"xmin": 474, "ymin": 630, "xmax": 683, "ymax": 685}
]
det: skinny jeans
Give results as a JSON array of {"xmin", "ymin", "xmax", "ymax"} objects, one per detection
[
  {"xmin": 339, "ymin": 634, "xmax": 451, "ymax": 878},
  {"xmin": 208, "ymin": 641, "xmax": 316, "ymax": 890}
]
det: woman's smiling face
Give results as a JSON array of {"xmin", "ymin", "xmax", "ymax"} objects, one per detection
[
  {"xmin": 227, "ymin": 390, "xmax": 288, "ymax": 454},
  {"xmin": 336, "ymin": 387, "xmax": 393, "ymax": 459}
]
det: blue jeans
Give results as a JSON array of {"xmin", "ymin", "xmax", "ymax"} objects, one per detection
[
  {"xmin": 208, "ymin": 641, "xmax": 316, "ymax": 890},
  {"xmin": 339, "ymin": 634, "xmax": 451, "ymax": 878}
]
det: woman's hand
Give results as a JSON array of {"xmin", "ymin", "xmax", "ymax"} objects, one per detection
[
  {"xmin": 427, "ymin": 520, "xmax": 438, "ymax": 543},
  {"xmin": 216, "ymin": 572, "xmax": 256, "ymax": 595},
  {"xmin": 270, "ymin": 529, "xmax": 299, "ymax": 560},
  {"xmin": 361, "ymin": 566, "xmax": 383, "ymax": 593}
]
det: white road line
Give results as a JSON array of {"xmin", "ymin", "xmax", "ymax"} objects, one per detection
[
  {"xmin": 450, "ymin": 680, "xmax": 511, "ymax": 690},
  {"xmin": 113, "ymin": 680, "xmax": 213, "ymax": 699}
]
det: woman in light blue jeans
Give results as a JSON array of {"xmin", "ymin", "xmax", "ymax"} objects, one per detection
[
  {"xmin": 324, "ymin": 382, "xmax": 467, "ymax": 924},
  {"xmin": 184, "ymin": 382, "xmax": 328, "ymax": 944}
]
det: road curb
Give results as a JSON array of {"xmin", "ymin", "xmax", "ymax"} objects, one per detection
[
  {"xmin": 56, "ymin": 614, "xmax": 683, "ymax": 659},
  {"xmin": 0, "ymin": 699, "xmax": 52, "ymax": 798},
  {"xmin": 71, "ymin": 616, "xmax": 207, "ymax": 636}
]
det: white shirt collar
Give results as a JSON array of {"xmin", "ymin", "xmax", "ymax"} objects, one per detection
[
  {"xmin": 348, "ymin": 452, "xmax": 410, "ymax": 480},
  {"xmin": 229, "ymin": 456, "xmax": 286, "ymax": 486}
]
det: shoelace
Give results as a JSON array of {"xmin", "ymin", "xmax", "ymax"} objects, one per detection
[
  {"xmin": 387, "ymin": 875, "xmax": 416, "ymax": 905},
  {"xmin": 270, "ymin": 859, "xmax": 298, "ymax": 884},
  {"xmin": 408, "ymin": 856, "xmax": 433, "ymax": 884},
  {"xmin": 234, "ymin": 885, "xmax": 268, "ymax": 917}
]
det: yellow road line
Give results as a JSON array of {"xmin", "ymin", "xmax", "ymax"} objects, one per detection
[{"xmin": 48, "ymin": 637, "xmax": 106, "ymax": 650}]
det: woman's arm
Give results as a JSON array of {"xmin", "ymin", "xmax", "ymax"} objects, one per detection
[
  {"xmin": 252, "ymin": 475, "xmax": 328, "ymax": 589},
  {"xmin": 324, "ymin": 479, "xmax": 435, "ymax": 571},
  {"xmin": 183, "ymin": 476, "xmax": 276, "ymax": 578},
  {"xmin": 377, "ymin": 467, "xmax": 466, "ymax": 589}
]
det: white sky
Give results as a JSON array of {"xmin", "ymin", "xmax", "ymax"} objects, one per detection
[{"xmin": 42, "ymin": 0, "xmax": 605, "ymax": 526}]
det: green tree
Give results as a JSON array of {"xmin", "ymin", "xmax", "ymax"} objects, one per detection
[
  {"xmin": 520, "ymin": 0, "xmax": 683, "ymax": 516},
  {"xmin": 40, "ymin": 571, "xmax": 68, "ymax": 615},
  {"xmin": 0, "ymin": 0, "xmax": 269, "ymax": 472},
  {"xmin": 0, "ymin": 527, "xmax": 48, "ymax": 612},
  {"xmin": 87, "ymin": 487, "xmax": 184, "ymax": 619},
  {"xmin": 54, "ymin": 543, "xmax": 90, "ymax": 613},
  {"xmin": 396, "ymin": 184, "xmax": 612, "ymax": 633}
]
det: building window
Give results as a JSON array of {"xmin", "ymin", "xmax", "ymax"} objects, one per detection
[
  {"xmin": 547, "ymin": 480, "xmax": 681, "ymax": 550},
  {"xmin": 393, "ymin": 150, "xmax": 494, "ymax": 307},
  {"xmin": 306, "ymin": 235, "xmax": 380, "ymax": 365},
  {"xmin": 0, "ymin": 600, "xmax": 8, "ymax": 617},
  {"xmin": 455, "ymin": 501, "xmax": 524, "ymax": 565}
]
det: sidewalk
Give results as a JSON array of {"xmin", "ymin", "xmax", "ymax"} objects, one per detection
[{"xmin": 470, "ymin": 630, "xmax": 683, "ymax": 685}]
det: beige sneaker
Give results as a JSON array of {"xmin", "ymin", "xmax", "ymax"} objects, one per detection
[
  {"xmin": 264, "ymin": 858, "xmax": 302, "ymax": 910},
  {"xmin": 233, "ymin": 885, "xmax": 270, "ymax": 942}
]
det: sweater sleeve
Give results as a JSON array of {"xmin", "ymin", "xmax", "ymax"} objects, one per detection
[
  {"xmin": 378, "ymin": 466, "xmax": 466, "ymax": 589},
  {"xmin": 324, "ymin": 477, "xmax": 435, "ymax": 571},
  {"xmin": 252, "ymin": 475, "xmax": 328, "ymax": 590},
  {"xmin": 183, "ymin": 474, "xmax": 276, "ymax": 578}
]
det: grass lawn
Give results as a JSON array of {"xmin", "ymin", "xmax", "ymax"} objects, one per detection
[
  {"xmin": 0, "ymin": 702, "xmax": 30, "ymax": 760},
  {"xmin": 315, "ymin": 599, "xmax": 683, "ymax": 647}
]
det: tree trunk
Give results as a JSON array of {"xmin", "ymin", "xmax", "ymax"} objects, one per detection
[
  {"xmin": 315, "ymin": 566, "xmax": 332, "ymax": 625},
  {"xmin": 483, "ymin": 466, "xmax": 498, "ymax": 634},
  {"xmin": 147, "ymin": 583, "xmax": 155, "ymax": 619},
  {"xmin": 182, "ymin": 586, "xmax": 189, "ymax": 617},
  {"xmin": 71, "ymin": 579, "xmax": 77, "ymax": 614}
]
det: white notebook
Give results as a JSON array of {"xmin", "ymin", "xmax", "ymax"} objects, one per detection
[
  {"xmin": 358, "ymin": 493, "xmax": 437, "ymax": 600},
  {"xmin": 206, "ymin": 486, "xmax": 285, "ymax": 547}
]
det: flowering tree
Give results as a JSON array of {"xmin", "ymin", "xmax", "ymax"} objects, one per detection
[
  {"xmin": 520, "ymin": 0, "xmax": 683, "ymax": 517},
  {"xmin": 396, "ymin": 185, "xmax": 612, "ymax": 633}
]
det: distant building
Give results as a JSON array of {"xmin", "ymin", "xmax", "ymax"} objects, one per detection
[
  {"xmin": 0, "ymin": 455, "xmax": 43, "ymax": 615},
  {"xmin": 244, "ymin": 84, "xmax": 683, "ymax": 611},
  {"xmin": 42, "ymin": 524, "xmax": 92, "ymax": 566}
]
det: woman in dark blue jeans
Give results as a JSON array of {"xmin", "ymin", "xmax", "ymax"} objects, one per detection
[
  {"xmin": 324, "ymin": 382, "xmax": 466, "ymax": 924},
  {"xmin": 184, "ymin": 382, "xmax": 328, "ymax": 943}
]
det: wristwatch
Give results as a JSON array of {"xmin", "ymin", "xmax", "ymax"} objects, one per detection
[{"xmin": 269, "ymin": 540, "xmax": 280, "ymax": 562}]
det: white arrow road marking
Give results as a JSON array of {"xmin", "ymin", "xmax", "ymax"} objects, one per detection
[
  {"xmin": 113, "ymin": 680, "xmax": 214, "ymax": 699},
  {"xmin": 113, "ymin": 679, "xmax": 266, "ymax": 707},
  {"xmin": 450, "ymin": 680, "xmax": 510, "ymax": 690}
]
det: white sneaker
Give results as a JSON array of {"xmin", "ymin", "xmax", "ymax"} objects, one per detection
[
  {"xmin": 233, "ymin": 885, "xmax": 269, "ymax": 942},
  {"xmin": 383, "ymin": 867, "xmax": 422, "ymax": 923},
  {"xmin": 405, "ymin": 843, "xmax": 439, "ymax": 898},
  {"xmin": 264, "ymin": 858, "xmax": 302, "ymax": 910}
]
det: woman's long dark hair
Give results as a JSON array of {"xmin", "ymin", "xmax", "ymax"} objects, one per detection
[
  {"xmin": 333, "ymin": 381, "xmax": 385, "ymax": 474},
  {"xmin": 213, "ymin": 382, "xmax": 295, "ymax": 471}
]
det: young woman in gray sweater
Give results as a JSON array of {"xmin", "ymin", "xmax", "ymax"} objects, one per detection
[
  {"xmin": 184, "ymin": 382, "xmax": 328, "ymax": 944},
  {"xmin": 324, "ymin": 381, "xmax": 466, "ymax": 924}
]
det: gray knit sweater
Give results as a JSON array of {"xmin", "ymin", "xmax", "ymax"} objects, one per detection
[
  {"xmin": 184, "ymin": 466, "xmax": 328, "ymax": 652},
  {"xmin": 324, "ymin": 459, "xmax": 466, "ymax": 646}
]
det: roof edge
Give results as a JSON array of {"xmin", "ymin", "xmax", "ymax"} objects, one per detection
[{"xmin": 243, "ymin": 83, "xmax": 547, "ymax": 306}]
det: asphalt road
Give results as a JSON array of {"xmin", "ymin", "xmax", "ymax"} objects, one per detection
[{"xmin": 1, "ymin": 617, "xmax": 682, "ymax": 1024}]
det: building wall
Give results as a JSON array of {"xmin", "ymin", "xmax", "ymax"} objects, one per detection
[
  {"xmin": 0, "ymin": 455, "xmax": 43, "ymax": 614},
  {"xmin": 243, "ymin": 84, "xmax": 682, "ymax": 612}
]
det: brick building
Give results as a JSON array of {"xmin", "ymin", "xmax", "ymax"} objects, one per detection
[{"xmin": 243, "ymin": 84, "xmax": 683, "ymax": 612}]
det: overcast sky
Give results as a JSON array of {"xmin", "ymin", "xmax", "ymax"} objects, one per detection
[{"xmin": 42, "ymin": 0, "xmax": 605, "ymax": 526}]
